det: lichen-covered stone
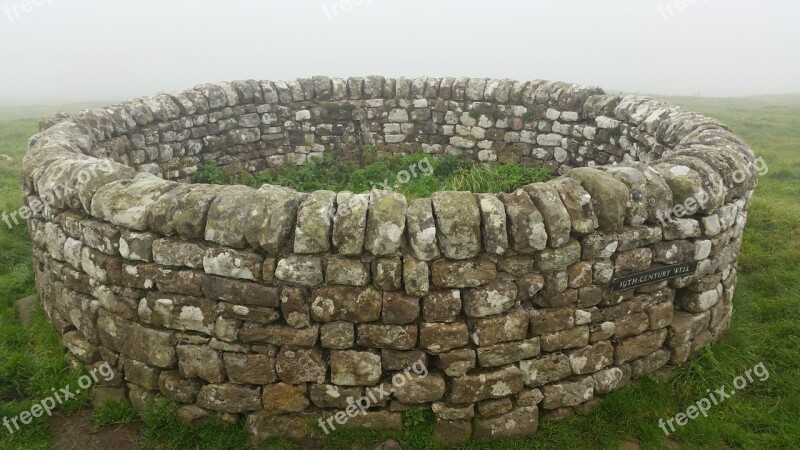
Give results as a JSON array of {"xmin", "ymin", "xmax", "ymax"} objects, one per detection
[
  {"xmin": 372, "ymin": 257, "xmax": 402, "ymax": 290},
  {"xmin": 471, "ymin": 308, "xmax": 529, "ymax": 346},
  {"xmin": 294, "ymin": 190, "xmax": 336, "ymax": 253},
  {"xmin": 422, "ymin": 290, "xmax": 461, "ymax": 323},
  {"xmin": 534, "ymin": 239, "xmax": 581, "ymax": 271},
  {"xmin": 202, "ymin": 276, "xmax": 279, "ymax": 307},
  {"xmin": 320, "ymin": 321, "xmax": 354, "ymax": 349},
  {"xmin": 567, "ymin": 341, "xmax": 613, "ymax": 375},
  {"xmin": 431, "ymin": 258, "xmax": 497, "ymax": 288},
  {"xmin": 204, "ymin": 185, "xmax": 257, "ymax": 248},
  {"xmin": 524, "ymin": 183, "xmax": 571, "ymax": 248},
  {"xmin": 310, "ymin": 283, "xmax": 384, "ymax": 322},
  {"xmin": 450, "ymin": 366, "xmax": 525, "ymax": 403},
  {"xmin": 158, "ymin": 371, "xmax": 200, "ymax": 403},
  {"xmin": 357, "ymin": 324, "xmax": 417, "ymax": 350},
  {"xmin": 239, "ymin": 323, "xmax": 319, "ymax": 347},
  {"xmin": 382, "ymin": 349, "xmax": 428, "ymax": 371},
  {"xmin": 519, "ymin": 353, "xmax": 572, "ymax": 387},
  {"xmin": 566, "ymin": 168, "xmax": 629, "ymax": 232},
  {"xmin": 309, "ymin": 384, "xmax": 362, "ymax": 409},
  {"xmin": 152, "ymin": 239, "xmax": 206, "ymax": 268},
  {"xmin": 364, "ymin": 190, "xmax": 407, "ymax": 256},
  {"xmin": 476, "ymin": 194, "xmax": 509, "ymax": 255},
  {"xmin": 224, "ymin": 353, "xmax": 277, "ymax": 384},
  {"xmin": 330, "ymin": 350, "xmax": 382, "ymax": 386},
  {"xmin": 438, "ymin": 348, "xmax": 476, "ymax": 377},
  {"xmin": 477, "ymin": 338, "xmax": 541, "ymax": 367},
  {"xmin": 541, "ymin": 377, "xmax": 593, "ymax": 409},
  {"xmin": 275, "ymin": 255, "xmax": 323, "ymax": 286},
  {"xmin": 549, "ymin": 177, "xmax": 597, "ymax": 235},
  {"xmin": 405, "ymin": 198, "xmax": 441, "ymax": 261},
  {"xmin": 97, "ymin": 311, "xmax": 176, "ymax": 368},
  {"xmin": 420, "ymin": 321, "xmax": 470, "ymax": 354},
  {"xmin": 138, "ymin": 293, "xmax": 216, "ymax": 335},
  {"xmin": 262, "ymin": 383, "xmax": 309, "ymax": 414},
  {"xmin": 332, "ymin": 192, "xmax": 369, "ymax": 255},
  {"xmin": 462, "ymin": 280, "xmax": 517, "ymax": 318},
  {"xmin": 247, "ymin": 184, "xmax": 303, "ymax": 254},
  {"xmin": 203, "ymin": 247, "xmax": 262, "ymax": 281},
  {"xmin": 615, "ymin": 329, "xmax": 668, "ymax": 364},
  {"xmin": 177, "ymin": 345, "xmax": 224, "ymax": 382},
  {"xmin": 431, "ymin": 191, "xmax": 481, "ymax": 259},
  {"xmin": 393, "ymin": 372, "xmax": 446, "ymax": 404},
  {"xmin": 326, "ymin": 257, "xmax": 369, "ymax": 286},
  {"xmin": 403, "ymin": 257, "xmax": 429, "ymax": 296},
  {"xmin": 91, "ymin": 173, "xmax": 179, "ymax": 231},
  {"xmin": 197, "ymin": 384, "xmax": 261, "ymax": 414},
  {"xmin": 275, "ymin": 348, "xmax": 326, "ymax": 384},
  {"xmin": 604, "ymin": 166, "xmax": 648, "ymax": 226},
  {"xmin": 498, "ymin": 189, "xmax": 547, "ymax": 253},
  {"xmin": 382, "ymin": 292, "xmax": 420, "ymax": 324}
]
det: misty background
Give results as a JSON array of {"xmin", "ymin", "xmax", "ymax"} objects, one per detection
[{"xmin": 0, "ymin": 0, "xmax": 798, "ymax": 106}]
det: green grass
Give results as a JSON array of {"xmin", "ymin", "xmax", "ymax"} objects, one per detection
[
  {"xmin": 1, "ymin": 96, "xmax": 799, "ymax": 449},
  {"xmin": 192, "ymin": 152, "xmax": 552, "ymax": 199},
  {"xmin": 0, "ymin": 117, "xmax": 97, "ymax": 450},
  {"xmin": 91, "ymin": 400, "xmax": 138, "ymax": 429}
]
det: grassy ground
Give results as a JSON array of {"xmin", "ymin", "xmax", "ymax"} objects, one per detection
[{"xmin": 0, "ymin": 96, "xmax": 798, "ymax": 449}]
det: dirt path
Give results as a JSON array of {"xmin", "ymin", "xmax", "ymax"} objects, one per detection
[{"xmin": 50, "ymin": 410, "xmax": 139, "ymax": 450}]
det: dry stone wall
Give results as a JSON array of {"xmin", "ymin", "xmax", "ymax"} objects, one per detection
[{"xmin": 23, "ymin": 76, "xmax": 758, "ymax": 446}]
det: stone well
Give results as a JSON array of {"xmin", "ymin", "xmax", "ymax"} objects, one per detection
[{"xmin": 22, "ymin": 77, "xmax": 757, "ymax": 445}]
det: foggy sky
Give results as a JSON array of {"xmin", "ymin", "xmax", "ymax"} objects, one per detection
[{"xmin": 1, "ymin": 0, "xmax": 798, "ymax": 105}]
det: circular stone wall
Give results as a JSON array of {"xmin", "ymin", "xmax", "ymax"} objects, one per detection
[{"xmin": 22, "ymin": 76, "xmax": 758, "ymax": 445}]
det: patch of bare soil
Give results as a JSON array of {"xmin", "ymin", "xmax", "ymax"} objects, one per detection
[{"xmin": 50, "ymin": 409, "xmax": 139, "ymax": 450}]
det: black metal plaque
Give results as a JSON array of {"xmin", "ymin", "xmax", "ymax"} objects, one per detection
[{"xmin": 611, "ymin": 261, "xmax": 698, "ymax": 292}]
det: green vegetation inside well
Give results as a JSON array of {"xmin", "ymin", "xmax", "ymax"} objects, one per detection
[{"xmin": 191, "ymin": 151, "xmax": 552, "ymax": 199}]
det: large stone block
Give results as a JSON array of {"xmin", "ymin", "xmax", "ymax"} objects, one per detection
[
  {"xmin": 364, "ymin": 190, "xmax": 407, "ymax": 256},
  {"xmin": 431, "ymin": 191, "xmax": 481, "ymax": 259},
  {"xmin": 566, "ymin": 168, "xmax": 628, "ymax": 232},
  {"xmin": 332, "ymin": 192, "xmax": 369, "ymax": 255},
  {"xmin": 138, "ymin": 293, "xmax": 216, "ymax": 335},
  {"xmin": 525, "ymin": 183, "xmax": 572, "ymax": 248},
  {"xmin": 197, "ymin": 384, "xmax": 262, "ymax": 414},
  {"xmin": 330, "ymin": 350, "xmax": 382, "ymax": 386},
  {"xmin": 405, "ymin": 198, "xmax": 441, "ymax": 261},
  {"xmin": 519, "ymin": 353, "xmax": 572, "ymax": 387},
  {"xmin": 239, "ymin": 323, "xmax": 319, "ymax": 347},
  {"xmin": 275, "ymin": 348, "xmax": 326, "ymax": 384},
  {"xmin": 476, "ymin": 194, "xmax": 509, "ymax": 255},
  {"xmin": 176, "ymin": 344, "xmax": 225, "ymax": 383},
  {"xmin": 294, "ymin": 190, "xmax": 336, "ymax": 253},
  {"xmin": 541, "ymin": 376, "xmax": 594, "ymax": 409},
  {"xmin": 97, "ymin": 311, "xmax": 176, "ymax": 369},
  {"xmin": 615, "ymin": 329, "xmax": 668, "ymax": 364},
  {"xmin": 420, "ymin": 321, "xmax": 470, "ymax": 354},
  {"xmin": 471, "ymin": 308, "xmax": 529, "ymax": 346},
  {"xmin": 311, "ymin": 286, "xmax": 382, "ymax": 323},
  {"xmin": 431, "ymin": 258, "xmax": 497, "ymax": 288},
  {"xmin": 462, "ymin": 280, "xmax": 517, "ymax": 318},
  {"xmin": 477, "ymin": 338, "xmax": 541, "ymax": 367},
  {"xmin": 450, "ymin": 366, "xmax": 525, "ymax": 403},
  {"xmin": 498, "ymin": 189, "xmax": 547, "ymax": 253},
  {"xmin": 357, "ymin": 324, "xmax": 417, "ymax": 350}
]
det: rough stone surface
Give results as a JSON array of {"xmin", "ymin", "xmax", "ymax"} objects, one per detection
[{"xmin": 432, "ymin": 191, "xmax": 481, "ymax": 259}]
